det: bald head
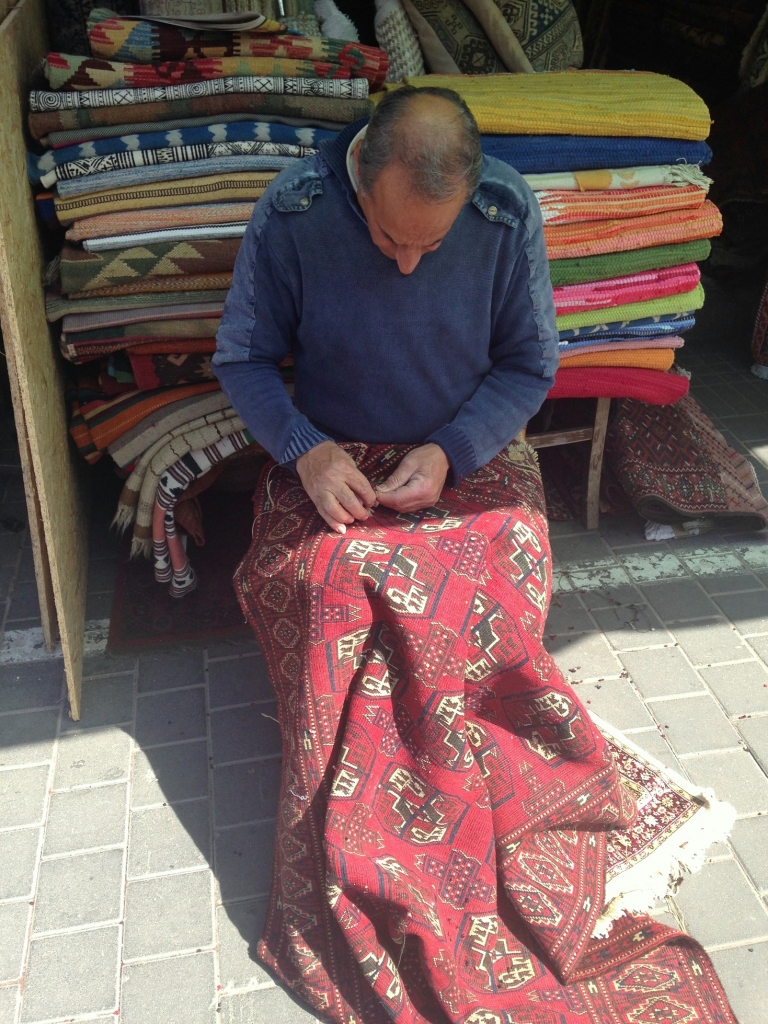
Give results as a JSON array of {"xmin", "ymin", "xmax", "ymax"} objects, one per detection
[{"xmin": 357, "ymin": 86, "xmax": 482, "ymax": 204}]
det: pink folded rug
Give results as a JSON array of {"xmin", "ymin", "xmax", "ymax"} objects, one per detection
[{"xmin": 553, "ymin": 263, "xmax": 701, "ymax": 315}]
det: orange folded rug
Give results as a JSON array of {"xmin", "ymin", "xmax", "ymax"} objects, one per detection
[
  {"xmin": 66, "ymin": 202, "xmax": 256, "ymax": 241},
  {"xmin": 70, "ymin": 381, "xmax": 220, "ymax": 463},
  {"xmin": 558, "ymin": 348, "xmax": 675, "ymax": 371},
  {"xmin": 538, "ymin": 185, "xmax": 707, "ymax": 225},
  {"xmin": 544, "ymin": 201, "xmax": 722, "ymax": 260}
]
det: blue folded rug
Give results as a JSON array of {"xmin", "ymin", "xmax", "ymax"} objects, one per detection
[
  {"xmin": 482, "ymin": 136, "xmax": 712, "ymax": 174},
  {"xmin": 559, "ymin": 312, "xmax": 697, "ymax": 345}
]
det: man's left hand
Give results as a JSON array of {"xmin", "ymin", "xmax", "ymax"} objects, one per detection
[{"xmin": 375, "ymin": 444, "xmax": 449, "ymax": 512}]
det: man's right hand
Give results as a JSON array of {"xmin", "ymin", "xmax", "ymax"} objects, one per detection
[{"xmin": 296, "ymin": 441, "xmax": 377, "ymax": 534}]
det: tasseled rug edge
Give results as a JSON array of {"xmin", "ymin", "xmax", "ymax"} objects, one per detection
[{"xmin": 591, "ymin": 713, "xmax": 736, "ymax": 939}]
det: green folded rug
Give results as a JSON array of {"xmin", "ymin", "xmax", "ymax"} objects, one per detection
[{"xmin": 549, "ymin": 239, "xmax": 711, "ymax": 288}]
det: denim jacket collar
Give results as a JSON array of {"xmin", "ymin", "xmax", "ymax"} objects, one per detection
[{"xmin": 270, "ymin": 116, "xmax": 525, "ymax": 229}]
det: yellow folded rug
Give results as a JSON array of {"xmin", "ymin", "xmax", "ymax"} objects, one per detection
[
  {"xmin": 390, "ymin": 71, "xmax": 711, "ymax": 140},
  {"xmin": 558, "ymin": 348, "xmax": 676, "ymax": 371}
]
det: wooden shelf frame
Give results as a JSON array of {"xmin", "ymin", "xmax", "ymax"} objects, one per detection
[{"xmin": 0, "ymin": 0, "xmax": 87, "ymax": 718}]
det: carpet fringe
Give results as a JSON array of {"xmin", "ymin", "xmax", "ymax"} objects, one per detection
[
  {"xmin": 751, "ymin": 363, "xmax": 768, "ymax": 380},
  {"xmin": 130, "ymin": 536, "xmax": 153, "ymax": 559},
  {"xmin": 590, "ymin": 714, "xmax": 736, "ymax": 939},
  {"xmin": 667, "ymin": 164, "xmax": 713, "ymax": 190},
  {"xmin": 112, "ymin": 504, "xmax": 135, "ymax": 534}
]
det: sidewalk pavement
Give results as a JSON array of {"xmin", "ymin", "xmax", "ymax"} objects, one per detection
[{"xmin": 0, "ymin": 288, "xmax": 767, "ymax": 1023}]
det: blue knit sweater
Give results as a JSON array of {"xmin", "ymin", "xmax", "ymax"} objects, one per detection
[{"xmin": 213, "ymin": 119, "xmax": 559, "ymax": 481}]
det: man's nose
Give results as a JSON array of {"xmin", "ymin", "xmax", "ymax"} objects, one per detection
[{"xmin": 395, "ymin": 246, "xmax": 423, "ymax": 275}]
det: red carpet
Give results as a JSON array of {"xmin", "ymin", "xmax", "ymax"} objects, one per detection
[{"xmin": 234, "ymin": 440, "xmax": 737, "ymax": 1024}]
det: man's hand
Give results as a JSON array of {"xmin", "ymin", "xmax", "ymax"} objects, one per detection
[
  {"xmin": 296, "ymin": 441, "xmax": 377, "ymax": 534},
  {"xmin": 375, "ymin": 444, "xmax": 449, "ymax": 513}
]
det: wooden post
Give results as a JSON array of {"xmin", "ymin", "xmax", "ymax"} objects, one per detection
[
  {"xmin": 0, "ymin": 0, "xmax": 88, "ymax": 718},
  {"xmin": 583, "ymin": 397, "xmax": 611, "ymax": 531}
]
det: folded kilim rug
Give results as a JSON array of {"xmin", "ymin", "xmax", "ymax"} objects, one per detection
[
  {"xmin": 66, "ymin": 201, "xmax": 255, "ymax": 240},
  {"xmin": 552, "ymin": 263, "xmax": 700, "ymax": 316},
  {"xmin": 41, "ymin": 141, "xmax": 314, "ymax": 187},
  {"xmin": 46, "ymin": 286, "xmax": 230, "ymax": 321},
  {"xmin": 69, "ymin": 381, "xmax": 220, "ymax": 462},
  {"xmin": 62, "ymin": 335, "xmax": 218, "ymax": 363},
  {"xmin": 537, "ymin": 185, "xmax": 707, "ymax": 226},
  {"xmin": 59, "ymin": 238, "xmax": 242, "ymax": 293},
  {"xmin": 606, "ymin": 394, "xmax": 768, "ymax": 531},
  {"xmin": 82, "ymin": 224, "xmax": 247, "ymax": 251},
  {"xmin": 398, "ymin": 71, "xmax": 712, "ymax": 139},
  {"xmin": 30, "ymin": 124, "xmax": 337, "ymax": 181},
  {"xmin": 55, "ymin": 155, "xmax": 298, "ymax": 197},
  {"xmin": 31, "ymin": 76, "xmax": 366, "ymax": 112},
  {"xmin": 52, "ymin": 172, "xmax": 277, "ymax": 224},
  {"xmin": 128, "ymin": 350, "xmax": 217, "ymax": 390},
  {"xmin": 548, "ymin": 240, "xmax": 711, "ymax": 287},
  {"xmin": 29, "ymin": 94, "xmax": 372, "ymax": 140},
  {"xmin": 67, "ymin": 273, "xmax": 233, "ymax": 299},
  {"xmin": 232, "ymin": 439, "xmax": 736, "ymax": 1024},
  {"xmin": 61, "ymin": 307, "xmax": 221, "ymax": 361},
  {"xmin": 544, "ymin": 201, "xmax": 722, "ymax": 260},
  {"xmin": 128, "ymin": 339, "xmax": 216, "ymax": 355},
  {"xmin": 87, "ymin": 9, "xmax": 389, "ymax": 87},
  {"xmin": 44, "ymin": 113, "xmax": 347, "ymax": 147},
  {"xmin": 481, "ymin": 134, "xmax": 712, "ymax": 174},
  {"xmin": 62, "ymin": 302, "xmax": 223, "ymax": 333},
  {"xmin": 65, "ymin": 317, "xmax": 221, "ymax": 342},
  {"xmin": 44, "ymin": 53, "xmax": 353, "ymax": 90},
  {"xmin": 108, "ymin": 389, "xmax": 232, "ymax": 469}
]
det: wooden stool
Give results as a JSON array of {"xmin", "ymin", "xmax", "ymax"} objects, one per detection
[{"xmin": 527, "ymin": 396, "xmax": 611, "ymax": 531}]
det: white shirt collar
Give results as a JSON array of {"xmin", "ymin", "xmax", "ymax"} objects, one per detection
[{"xmin": 346, "ymin": 125, "xmax": 367, "ymax": 193}]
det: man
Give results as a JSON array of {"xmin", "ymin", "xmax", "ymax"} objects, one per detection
[
  {"xmin": 213, "ymin": 86, "xmax": 559, "ymax": 524},
  {"xmin": 213, "ymin": 89, "xmax": 738, "ymax": 1024}
]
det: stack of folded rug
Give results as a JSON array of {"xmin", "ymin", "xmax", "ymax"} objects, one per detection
[
  {"xmin": 29, "ymin": 5, "xmax": 385, "ymax": 596},
  {"xmin": 399, "ymin": 71, "xmax": 722, "ymax": 407}
]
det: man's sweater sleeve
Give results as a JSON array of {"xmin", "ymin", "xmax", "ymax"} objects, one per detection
[
  {"xmin": 426, "ymin": 205, "xmax": 559, "ymax": 482},
  {"xmin": 212, "ymin": 216, "xmax": 331, "ymax": 464}
]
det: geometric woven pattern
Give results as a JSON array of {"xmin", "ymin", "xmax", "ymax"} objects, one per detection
[
  {"xmin": 494, "ymin": 0, "xmax": 583, "ymax": 70},
  {"xmin": 409, "ymin": 0, "xmax": 507, "ymax": 73},
  {"xmin": 235, "ymin": 440, "xmax": 738, "ymax": 1024},
  {"xmin": 43, "ymin": 52, "xmax": 354, "ymax": 90},
  {"xmin": 606, "ymin": 393, "xmax": 768, "ymax": 530},
  {"xmin": 87, "ymin": 10, "xmax": 389, "ymax": 87},
  {"xmin": 59, "ymin": 238, "xmax": 242, "ymax": 293}
]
